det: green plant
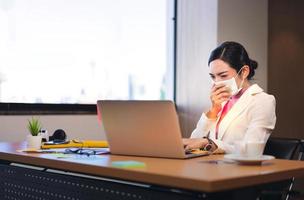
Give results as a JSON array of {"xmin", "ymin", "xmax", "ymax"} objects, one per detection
[{"xmin": 27, "ymin": 117, "xmax": 42, "ymax": 136}]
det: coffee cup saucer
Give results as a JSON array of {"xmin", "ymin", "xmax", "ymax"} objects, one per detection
[{"xmin": 224, "ymin": 154, "xmax": 275, "ymax": 165}]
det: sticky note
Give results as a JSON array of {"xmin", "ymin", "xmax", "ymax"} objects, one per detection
[{"xmin": 111, "ymin": 161, "xmax": 146, "ymax": 168}]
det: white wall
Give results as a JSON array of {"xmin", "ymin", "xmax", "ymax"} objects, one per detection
[
  {"xmin": 0, "ymin": 115, "xmax": 106, "ymax": 142},
  {"xmin": 176, "ymin": 0, "xmax": 218, "ymax": 137}
]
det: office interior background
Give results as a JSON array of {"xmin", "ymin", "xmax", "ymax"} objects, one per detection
[{"xmin": 0, "ymin": 0, "xmax": 303, "ymax": 143}]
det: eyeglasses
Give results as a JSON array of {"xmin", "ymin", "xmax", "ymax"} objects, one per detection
[{"xmin": 64, "ymin": 148, "xmax": 97, "ymax": 156}]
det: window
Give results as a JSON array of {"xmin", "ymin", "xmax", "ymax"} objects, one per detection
[{"xmin": 0, "ymin": 0, "xmax": 175, "ymax": 114}]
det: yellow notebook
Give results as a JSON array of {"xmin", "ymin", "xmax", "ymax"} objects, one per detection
[{"xmin": 41, "ymin": 140, "xmax": 109, "ymax": 149}]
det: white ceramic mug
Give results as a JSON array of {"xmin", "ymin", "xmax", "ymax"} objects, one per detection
[
  {"xmin": 234, "ymin": 141, "xmax": 265, "ymax": 157},
  {"xmin": 245, "ymin": 141, "xmax": 265, "ymax": 157}
]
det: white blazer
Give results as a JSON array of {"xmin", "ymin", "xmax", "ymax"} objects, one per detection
[{"xmin": 190, "ymin": 84, "xmax": 276, "ymax": 153}]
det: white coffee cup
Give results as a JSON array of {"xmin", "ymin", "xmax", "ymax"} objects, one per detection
[
  {"xmin": 234, "ymin": 141, "xmax": 265, "ymax": 157},
  {"xmin": 245, "ymin": 141, "xmax": 265, "ymax": 157}
]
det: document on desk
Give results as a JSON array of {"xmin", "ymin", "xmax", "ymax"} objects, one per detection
[
  {"xmin": 18, "ymin": 148, "xmax": 110, "ymax": 155},
  {"xmin": 17, "ymin": 148, "xmax": 66, "ymax": 153}
]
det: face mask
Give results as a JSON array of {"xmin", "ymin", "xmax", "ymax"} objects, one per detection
[{"xmin": 213, "ymin": 67, "xmax": 245, "ymax": 96}]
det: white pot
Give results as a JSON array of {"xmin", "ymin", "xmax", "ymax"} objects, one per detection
[{"xmin": 26, "ymin": 135, "xmax": 42, "ymax": 149}]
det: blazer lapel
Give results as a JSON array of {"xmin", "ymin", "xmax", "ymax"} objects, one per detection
[{"xmin": 217, "ymin": 84, "xmax": 263, "ymax": 140}]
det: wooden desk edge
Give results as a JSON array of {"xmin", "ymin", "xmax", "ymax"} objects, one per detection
[{"xmin": 1, "ymin": 151, "xmax": 304, "ymax": 193}]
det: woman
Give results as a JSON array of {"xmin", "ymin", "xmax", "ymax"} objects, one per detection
[{"xmin": 183, "ymin": 41, "xmax": 276, "ymax": 154}]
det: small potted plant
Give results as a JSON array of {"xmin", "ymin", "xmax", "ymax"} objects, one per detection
[{"xmin": 26, "ymin": 117, "xmax": 43, "ymax": 149}]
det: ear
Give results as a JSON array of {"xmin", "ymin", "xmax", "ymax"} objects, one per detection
[{"xmin": 241, "ymin": 65, "xmax": 250, "ymax": 79}]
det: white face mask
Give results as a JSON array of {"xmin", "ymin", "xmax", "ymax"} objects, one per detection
[{"xmin": 213, "ymin": 67, "xmax": 245, "ymax": 96}]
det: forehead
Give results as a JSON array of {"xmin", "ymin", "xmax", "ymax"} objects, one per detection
[{"xmin": 209, "ymin": 59, "xmax": 234, "ymax": 74}]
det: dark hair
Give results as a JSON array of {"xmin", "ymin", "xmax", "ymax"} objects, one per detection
[{"xmin": 208, "ymin": 41, "xmax": 258, "ymax": 79}]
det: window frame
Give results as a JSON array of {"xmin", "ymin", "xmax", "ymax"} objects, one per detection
[{"xmin": 0, "ymin": 103, "xmax": 96, "ymax": 115}]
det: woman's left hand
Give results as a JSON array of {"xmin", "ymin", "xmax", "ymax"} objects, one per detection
[{"xmin": 182, "ymin": 138, "xmax": 209, "ymax": 151}]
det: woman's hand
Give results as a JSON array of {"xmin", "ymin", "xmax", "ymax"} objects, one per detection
[
  {"xmin": 182, "ymin": 138, "xmax": 209, "ymax": 151},
  {"xmin": 206, "ymin": 84, "xmax": 231, "ymax": 118}
]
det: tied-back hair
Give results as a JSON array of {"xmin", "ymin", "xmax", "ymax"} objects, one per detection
[{"xmin": 208, "ymin": 41, "xmax": 258, "ymax": 79}]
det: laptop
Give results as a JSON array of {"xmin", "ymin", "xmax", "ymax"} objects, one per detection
[{"xmin": 96, "ymin": 100, "xmax": 209, "ymax": 159}]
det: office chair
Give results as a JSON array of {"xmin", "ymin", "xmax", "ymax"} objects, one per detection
[
  {"xmin": 263, "ymin": 137, "xmax": 300, "ymax": 159},
  {"xmin": 298, "ymin": 139, "xmax": 304, "ymax": 160},
  {"xmin": 259, "ymin": 137, "xmax": 301, "ymax": 200}
]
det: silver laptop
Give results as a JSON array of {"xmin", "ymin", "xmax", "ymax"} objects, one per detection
[{"xmin": 96, "ymin": 100, "xmax": 209, "ymax": 159}]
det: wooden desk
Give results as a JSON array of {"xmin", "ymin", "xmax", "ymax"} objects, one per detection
[{"xmin": 0, "ymin": 142, "xmax": 304, "ymax": 200}]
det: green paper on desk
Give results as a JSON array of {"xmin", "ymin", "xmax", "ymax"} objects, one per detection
[
  {"xmin": 53, "ymin": 153, "xmax": 71, "ymax": 159},
  {"xmin": 111, "ymin": 161, "xmax": 146, "ymax": 168}
]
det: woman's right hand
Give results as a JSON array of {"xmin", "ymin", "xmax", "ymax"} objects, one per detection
[
  {"xmin": 182, "ymin": 138, "xmax": 209, "ymax": 151},
  {"xmin": 206, "ymin": 84, "xmax": 231, "ymax": 119}
]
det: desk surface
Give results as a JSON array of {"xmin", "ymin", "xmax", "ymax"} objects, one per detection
[{"xmin": 0, "ymin": 142, "xmax": 304, "ymax": 193}]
